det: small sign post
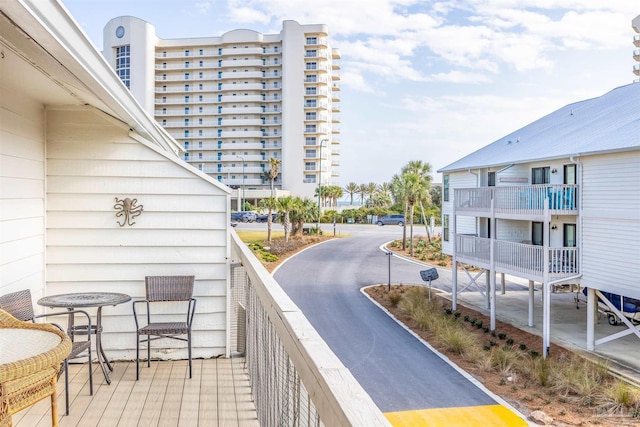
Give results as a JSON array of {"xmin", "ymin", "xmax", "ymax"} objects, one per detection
[{"xmin": 420, "ymin": 268, "xmax": 439, "ymax": 300}]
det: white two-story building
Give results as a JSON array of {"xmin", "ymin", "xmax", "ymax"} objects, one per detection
[{"xmin": 439, "ymin": 83, "xmax": 640, "ymax": 357}]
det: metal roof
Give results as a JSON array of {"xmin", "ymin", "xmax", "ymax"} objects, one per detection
[{"xmin": 438, "ymin": 83, "xmax": 640, "ymax": 173}]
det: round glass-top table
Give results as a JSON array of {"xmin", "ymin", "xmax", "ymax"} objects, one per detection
[{"xmin": 37, "ymin": 292, "xmax": 131, "ymax": 384}]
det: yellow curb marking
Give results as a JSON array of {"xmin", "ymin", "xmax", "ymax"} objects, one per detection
[{"xmin": 385, "ymin": 404, "xmax": 528, "ymax": 426}]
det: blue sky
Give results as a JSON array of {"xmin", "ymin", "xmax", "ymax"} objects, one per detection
[{"xmin": 62, "ymin": 0, "xmax": 637, "ymax": 185}]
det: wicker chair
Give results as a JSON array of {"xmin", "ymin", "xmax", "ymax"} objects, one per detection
[
  {"xmin": 0, "ymin": 309, "xmax": 72, "ymax": 427},
  {"xmin": 133, "ymin": 276, "xmax": 196, "ymax": 380},
  {"xmin": 0, "ymin": 290, "xmax": 93, "ymax": 416}
]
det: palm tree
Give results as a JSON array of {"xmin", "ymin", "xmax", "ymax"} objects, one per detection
[
  {"xmin": 358, "ymin": 183, "xmax": 368, "ymax": 206},
  {"xmin": 391, "ymin": 174, "xmax": 410, "ymax": 250},
  {"xmin": 378, "ymin": 182, "xmax": 392, "ymax": 200},
  {"xmin": 344, "ymin": 182, "xmax": 358, "ymax": 206},
  {"xmin": 365, "ymin": 182, "xmax": 377, "ymax": 207},
  {"xmin": 276, "ymin": 196, "xmax": 296, "ymax": 242},
  {"xmin": 266, "ymin": 157, "xmax": 281, "ymax": 243},
  {"xmin": 259, "ymin": 196, "xmax": 278, "ymax": 242},
  {"xmin": 326, "ymin": 185, "xmax": 343, "ymax": 208},
  {"xmin": 400, "ymin": 161, "xmax": 433, "ymax": 255},
  {"xmin": 290, "ymin": 197, "xmax": 317, "ymax": 237}
]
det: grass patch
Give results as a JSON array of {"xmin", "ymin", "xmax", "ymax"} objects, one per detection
[{"xmin": 236, "ymin": 230, "xmax": 284, "ymax": 243}]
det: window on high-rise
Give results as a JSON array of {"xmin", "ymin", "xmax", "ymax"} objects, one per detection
[
  {"xmin": 116, "ymin": 45, "xmax": 130, "ymax": 88},
  {"xmin": 185, "ymin": 107, "xmax": 190, "ymax": 114},
  {"xmin": 185, "ymin": 74, "xmax": 190, "ymax": 80},
  {"xmin": 199, "ymin": 61, "xmax": 203, "ymax": 67},
  {"xmin": 305, "ymin": 87, "xmax": 317, "ymax": 95},
  {"xmin": 305, "ymin": 50, "xmax": 317, "ymax": 58},
  {"xmin": 199, "ymin": 107, "xmax": 203, "ymax": 113},
  {"xmin": 306, "ymin": 62, "xmax": 317, "ymax": 70},
  {"xmin": 185, "ymin": 84, "xmax": 190, "ymax": 91},
  {"xmin": 199, "ymin": 49, "xmax": 203, "ymax": 55},
  {"xmin": 185, "ymin": 61, "xmax": 190, "ymax": 68},
  {"xmin": 305, "ymin": 125, "xmax": 316, "ymax": 132},
  {"xmin": 306, "ymin": 112, "xmax": 317, "ymax": 120},
  {"xmin": 185, "ymin": 119, "xmax": 190, "ymax": 126},
  {"xmin": 185, "ymin": 95, "xmax": 190, "ymax": 103},
  {"xmin": 199, "ymin": 72, "xmax": 203, "ymax": 79},
  {"xmin": 185, "ymin": 50, "xmax": 190, "ymax": 56},
  {"xmin": 306, "ymin": 37, "xmax": 317, "ymax": 44}
]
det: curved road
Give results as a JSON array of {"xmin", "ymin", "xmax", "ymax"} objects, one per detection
[{"xmin": 271, "ymin": 224, "xmax": 528, "ymax": 424}]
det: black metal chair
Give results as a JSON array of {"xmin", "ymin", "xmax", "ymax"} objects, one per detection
[
  {"xmin": 0, "ymin": 289, "xmax": 93, "ymax": 416},
  {"xmin": 133, "ymin": 276, "xmax": 196, "ymax": 380}
]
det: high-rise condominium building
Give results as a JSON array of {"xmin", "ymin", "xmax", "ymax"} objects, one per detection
[
  {"xmin": 633, "ymin": 15, "xmax": 640, "ymax": 83},
  {"xmin": 102, "ymin": 17, "xmax": 340, "ymax": 203}
]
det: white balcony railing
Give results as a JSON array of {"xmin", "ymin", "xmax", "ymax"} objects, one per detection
[
  {"xmin": 455, "ymin": 185, "xmax": 578, "ymax": 217},
  {"xmin": 229, "ymin": 231, "xmax": 389, "ymax": 426},
  {"xmin": 455, "ymin": 235, "xmax": 579, "ymax": 282}
]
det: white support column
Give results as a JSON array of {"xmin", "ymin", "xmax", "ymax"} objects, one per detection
[
  {"xmin": 528, "ymin": 280, "xmax": 535, "ymax": 327},
  {"xmin": 501, "ymin": 273, "xmax": 505, "ymax": 295},
  {"xmin": 485, "ymin": 270, "xmax": 490, "ymax": 309},
  {"xmin": 587, "ymin": 287, "xmax": 595, "ymax": 351},
  {"xmin": 452, "ymin": 214, "xmax": 457, "ymax": 311},
  {"xmin": 542, "ymin": 200, "xmax": 550, "ymax": 358},
  {"xmin": 543, "ymin": 282, "xmax": 551, "ymax": 358},
  {"xmin": 490, "ymin": 241, "xmax": 496, "ymax": 331}
]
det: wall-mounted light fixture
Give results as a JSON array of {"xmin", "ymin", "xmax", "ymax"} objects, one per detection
[
  {"xmin": 551, "ymin": 168, "xmax": 558, "ymax": 174},
  {"xmin": 551, "ymin": 225, "xmax": 558, "ymax": 230}
]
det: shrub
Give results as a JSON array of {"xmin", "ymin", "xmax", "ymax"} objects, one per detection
[
  {"xmin": 388, "ymin": 292, "xmax": 402, "ymax": 307},
  {"xmin": 260, "ymin": 252, "xmax": 278, "ymax": 262}
]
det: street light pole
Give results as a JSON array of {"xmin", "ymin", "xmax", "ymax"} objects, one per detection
[
  {"xmin": 316, "ymin": 138, "xmax": 329, "ymax": 232},
  {"xmin": 236, "ymin": 155, "xmax": 245, "ymax": 211}
]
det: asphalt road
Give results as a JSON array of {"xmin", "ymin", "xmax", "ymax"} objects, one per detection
[{"xmin": 270, "ymin": 224, "xmax": 500, "ymax": 413}]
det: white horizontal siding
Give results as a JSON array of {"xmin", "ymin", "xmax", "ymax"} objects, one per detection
[
  {"xmin": 496, "ymin": 219, "xmax": 529, "ymax": 243},
  {"xmin": 0, "ymin": 90, "xmax": 46, "ymax": 301},
  {"xmin": 45, "ymin": 108, "xmax": 229, "ymax": 359},
  {"xmin": 580, "ymin": 152, "xmax": 640, "ymax": 299},
  {"xmin": 442, "ymin": 171, "xmax": 478, "ymax": 254}
]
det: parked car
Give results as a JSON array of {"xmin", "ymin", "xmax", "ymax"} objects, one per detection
[
  {"xmin": 376, "ymin": 214, "xmax": 405, "ymax": 226},
  {"xmin": 240, "ymin": 211, "xmax": 257, "ymax": 222},
  {"xmin": 256, "ymin": 213, "xmax": 278, "ymax": 223},
  {"xmin": 231, "ymin": 211, "xmax": 256, "ymax": 223}
]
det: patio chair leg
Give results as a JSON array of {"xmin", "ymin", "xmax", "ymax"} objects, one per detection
[
  {"xmin": 188, "ymin": 331, "xmax": 192, "ymax": 379},
  {"xmin": 136, "ymin": 335, "xmax": 140, "ymax": 381},
  {"xmin": 64, "ymin": 359, "xmax": 69, "ymax": 416},
  {"xmin": 147, "ymin": 334, "xmax": 151, "ymax": 367},
  {"xmin": 88, "ymin": 346, "xmax": 93, "ymax": 395}
]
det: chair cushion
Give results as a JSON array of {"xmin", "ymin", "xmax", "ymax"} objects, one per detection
[{"xmin": 138, "ymin": 322, "xmax": 189, "ymax": 336}]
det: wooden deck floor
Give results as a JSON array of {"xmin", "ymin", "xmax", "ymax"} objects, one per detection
[{"xmin": 13, "ymin": 358, "xmax": 259, "ymax": 427}]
